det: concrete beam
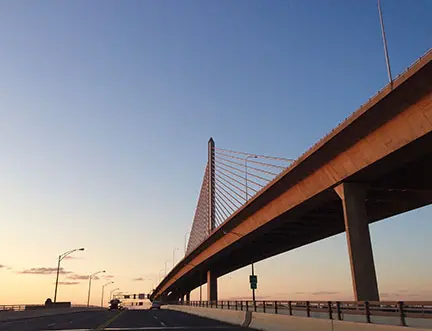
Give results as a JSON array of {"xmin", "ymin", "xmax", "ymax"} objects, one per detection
[{"xmin": 335, "ymin": 182, "xmax": 379, "ymax": 301}]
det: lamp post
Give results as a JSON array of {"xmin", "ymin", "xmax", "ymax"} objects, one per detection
[
  {"xmin": 53, "ymin": 247, "xmax": 85, "ymax": 303},
  {"xmin": 377, "ymin": 0, "xmax": 392, "ymax": 84},
  {"xmin": 172, "ymin": 248, "xmax": 179, "ymax": 268},
  {"xmin": 87, "ymin": 270, "xmax": 105, "ymax": 307},
  {"xmin": 184, "ymin": 232, "xmax": 190, "ymax": 255},
  {"xmin": 101, "ymin": 281, "xmax": 114, "ymax": 307},
  {"xmin": 110, "ymin": 288, "xmax": 120, "ymax": 300},
  {"xmin": 165, "ymin": 260, "xmax": 171, "ymax": 276},
  {"xmin": 245, "ymin": 155, "xmax": 258, "ymax": 305},
  {"xmin": 158, "ymin": 269, "xmax": 164, "ymax": 283}
]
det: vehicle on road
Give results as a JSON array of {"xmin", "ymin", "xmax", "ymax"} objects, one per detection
[
  {"xmin": 149, "ymin": 301, "xmax": 161, "ymax": 310},
  {"xmin": 109, "ymin": 298, "xmax": 121, "ymax": 310}
]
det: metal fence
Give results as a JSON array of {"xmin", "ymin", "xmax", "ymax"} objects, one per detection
[
  {"xmin": 0, "ymin": 305, "xmax": 28, "ymax": 312},
  {"xmin": 0, "ymin": 304, "xmax": 98, "ymax": 312},
  {"xmin": 177, "ymin": 300, "xmax": 432, "ymax": 327}
]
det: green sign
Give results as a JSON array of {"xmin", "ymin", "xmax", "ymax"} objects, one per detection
[{"xmin": 249, "ymin": 275, "xmax": 257, "ymax": 289}]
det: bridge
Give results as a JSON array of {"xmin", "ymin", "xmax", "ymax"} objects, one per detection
[{"xmin": 151, "ymin": 48, "xmax": 432, "ymax": 304}]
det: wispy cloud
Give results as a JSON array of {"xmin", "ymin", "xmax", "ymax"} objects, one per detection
[
  {"xmin": 18, "ymin": 267, "xmax": 72, "ymax": 275},
  {"xmin": 63, "ymin": 256, "xmax": 80, "ymax": 260},
  {"xmin": 133, "ymin": 277, "xmax": 145, "ymax": 281},
  {"xmin": 57, "ymin": 281, "xmax": 80, "ymax": 285},
  {"xmin": 104, "ymin": 275, "xmax": 114, "ymax": 279},
  {"xmin": 67, "ymin": 274, "xmax": 89, "ymax": 280},
  {"xmin": 0, "ymin": 264, "xmax": 4, "ymax": 269}
]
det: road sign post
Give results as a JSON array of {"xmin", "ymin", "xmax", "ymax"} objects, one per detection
[{"xmin": 249, "ymin": 275, "xmax": 257, "ymax": 289}]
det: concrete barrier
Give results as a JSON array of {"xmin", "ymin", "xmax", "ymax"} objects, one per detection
[
  {"xmin": 0, "ymin": 307, "xmax": 103, "ymax": 322},
  {"xmin": 166, "ymin": 305, "xmax": 245, "ymax": 326},
  {"xmin": 250, "ymin": 312, "xmax": 332, "ymax": 331},
  {"xmin": 332, "ymin": 320, "xmax": 431, "ymax": 331},
  {"xmin": 166, "ymin": 305, "xmax": 432, "ymax": 331}
]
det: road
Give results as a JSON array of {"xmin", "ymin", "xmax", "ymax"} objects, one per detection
[{"xmin": 0, "ymin": 309, "xmax": 248, "ymax": 330}]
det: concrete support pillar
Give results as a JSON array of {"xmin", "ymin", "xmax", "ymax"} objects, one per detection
[
  {"xmin": 180, "ymin": 295, "xmax": 184, "ymax": 303},
  {"xmin": 335, "ymin": 182, "xmax": 379, "ymax": 301},
  {"xmin": 186, "ymin": 292, "xmax": 190, "ymax": 302},
  {"xmin": 207, "ymin": 270, "xmax": 218, "ymax": 302}
]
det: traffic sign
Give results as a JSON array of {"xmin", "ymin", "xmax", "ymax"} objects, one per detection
[{"xmin": 249, "ymin": 275, "xmax": 257, "ymax": 289}]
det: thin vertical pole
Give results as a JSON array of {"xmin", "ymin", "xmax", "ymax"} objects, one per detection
[
  {"xmin": 87, "ymin": 276, "xmax": 92, "ymax": 307},
  {"xmin": 245, "ymin": 155, "xmax": 257, "ymax": 306},
  {"xmin": 378, "ymin": 0, "xmax": 393, "ymax": 84},
  {"xmin": 101, "ymin": 286, "xmax": 105, "ymax": 307},
  {"xmin": 54, "ymin": 256, "xmax": 61, "ymax": 303},
  {"xmin": 208, "ymin": 138, "xmax": 215, "ymax": 233},
  {"xmin": 251, "ymin": 262, "xmax": 256, "ymax": 305}
]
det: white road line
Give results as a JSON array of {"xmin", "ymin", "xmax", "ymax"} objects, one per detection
[
  {"xmin": 42, "ymin": 327, "xmax": 235, "ymax": 331},
  {"xmin": 47, "ymin": 323, "xmax": 57, "ymax": 327},
  {"xmin": 160, "ymin": 321, "xmax": 166, "ymax": 327},
  {"xmin": 105, "ymin": 327, "xmax": 235, "ymax": 330}
]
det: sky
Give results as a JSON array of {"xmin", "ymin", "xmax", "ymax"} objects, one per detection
[{"xmin": 0, "ymin": 0, "xmax": 431, "ymax": 305}]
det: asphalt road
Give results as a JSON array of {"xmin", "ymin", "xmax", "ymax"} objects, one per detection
[{"xmin": 0, "ymin": 309, "xmax": 249, "ymax": 330}]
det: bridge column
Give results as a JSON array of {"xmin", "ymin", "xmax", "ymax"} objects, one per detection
[
  {"xmin": 207, "ymin": 270, "xmax": 218, "ymax": 301},
  {"xmin": 186, "ymin": 292, "xmax": 190, "ymax": 302},
  {"xmin": 335, "ymin": 182, "xmax": 379, "ymax": 301}
]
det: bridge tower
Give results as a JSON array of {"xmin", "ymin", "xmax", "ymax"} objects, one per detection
[{"xmin": 207, "ymin": 138, "xmax": 218, "ymax": 302}]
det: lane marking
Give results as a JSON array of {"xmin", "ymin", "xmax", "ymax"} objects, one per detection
[
  {"xmin": 47, "ymin": 322, "xmax": 57, "ymax": 327},
  {"xmin": 94, "ymin": 310, "xmax": 125, "ymax": 330},
  {"xmin": 151, "ymin": 313, "xmax": 166, "ymax": 327},
  {"xmin": 41, "ymin": 327, "xmax": 236, "ymax": 331},
  {"xmin": 105, "ymin": 327, "xmax": 237, "ymax": 330}
]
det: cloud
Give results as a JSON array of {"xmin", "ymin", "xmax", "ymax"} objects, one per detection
[
  {"xmin": 0, "ymin": 264, "xmax": 4, "ymax": 269},
  {"xmin": 104, "ymin": 275, "xmax": 114, "ymax": 279},
  {"xmin": 57, "ymin": 281, "xmax": 80, "ymax": 285},
  {"xmin": 18, "ymin": 267, "xmax": 72, "ymax": 275},
  {"xmin": 67, "ymin": 274, "xmax": 89, "ymax": 280},
  {"xmin": 294, "ymin": 292, "xmax": 305, "ymax": 295},
  {"xmin": 133, "ymin": 277, "xmax": 145, "ymax": 281},
  {"xmin": 63, "ymin": 256, "xmax": 81, "ymax": 260},
  {"xmin": 311, "ymin": 291, "xmax": 339, "ymax": 296}
]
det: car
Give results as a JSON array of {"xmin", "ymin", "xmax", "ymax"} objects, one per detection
[
  {"xmin": 109, "ymin": 299, "xmax": 121, "ymax": 310},
  {"xmin": 149, "ymin": 301, "xmax": 161, "ymax": 310}
]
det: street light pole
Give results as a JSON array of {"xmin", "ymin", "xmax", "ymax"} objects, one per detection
[
  {"xmin": 53, "ymin": 247, "xmax": 85, "ymax": 303},
  {"xmin": 172, "ymin": 248, "xmax": 179, "ymax": 268},
  {"xmin": 101, "ymin": 281, "xmax": 114, "ymax": 307},
  {"xmin": 245, "ymin": 155, "xmax": 258, "ymax": 305},
  {"xmin": 110, "ymin": 288, "xmax": 120, "ymax": 300},
  {"xmin": 87, "ymin": 270, "xmax": 106, "ymax": 307},
  {"xmin": 184, "ymin": 232, "xmax": 190, "ymax": 255},
  {"xmin": 377, "ymin": 0, "xmax": 392, "ymax": 84},
  {"xmin": 165, "ymin": 260, "xmax": 171, "ymax": 276},
  {"xmin": 158, "ymin": 269, "xmax": 164, "ymax": 283}
]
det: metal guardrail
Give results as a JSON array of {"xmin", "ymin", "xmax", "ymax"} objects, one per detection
[
  {"xmin": 178, "ymin": 300, "xmax": 432, "ymax": 327},
  {"xmin": 0, "ymin": 305, "xmax": 28, "ymax": 312},
  {"xmin": 0, "ymin": 304, "xmax": 99, "ymax": 312}
]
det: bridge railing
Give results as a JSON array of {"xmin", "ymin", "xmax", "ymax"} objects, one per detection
[
  {"xmin": 176, "ymin": 300, "xmax": 432, "ymax": 327},
  {"xmin": 0, "ymin": 305, "xmax": 27, "ymax": 312},
  {"xmin": 0, "ymin": 304, "xmax": 99, "ymax": 312}
]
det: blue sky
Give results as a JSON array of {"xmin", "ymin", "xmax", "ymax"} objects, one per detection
[{"xmin": 0, "ymin": 0, "xmax": 431, "ymax": 304}]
